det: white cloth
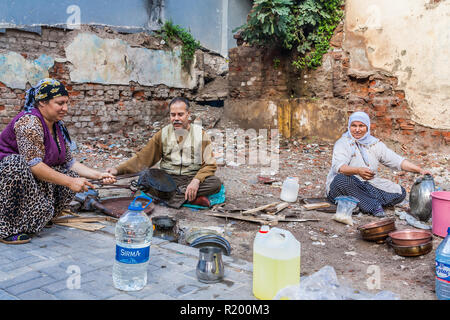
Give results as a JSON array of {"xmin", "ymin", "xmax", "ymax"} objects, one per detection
[{"xmin": 326, "ymin": 135, "xmax": 405, "ymax": 195}]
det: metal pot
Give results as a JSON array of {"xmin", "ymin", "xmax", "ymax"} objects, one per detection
[
  {"xmin": 196, "ymin": 247, "xmax": 225, "ymax": 283},
  {"xmin": 388, "ymin": 229, "xmax": 432, "ymax": 246},
  {"xmin": 357, "ymin": 218, "xmax": 396, "ymax": 242},
  {"xmin": 409, "ymin": 174, "xmax": 435, "ymax": 222},
  {"xmin": 136, "ymin": 168, "xmax": 178, "ymax": 201},
  {"xmin": 387, "ymin": 237, "xmax": 433, "ymax": 257}
]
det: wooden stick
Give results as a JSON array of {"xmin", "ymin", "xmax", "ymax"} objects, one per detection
[
  {"xmin": 241, "ymin": 202, "xmax": 281, "ymax": 215},
  {"xmin": 54, "ymin": 222, "xmax": 105, "ymax": 232},
  {"xmin": 206, "ymin": 212, "xmax": 269, "ymax": 224},
  {"xmin": 303, "ymin": 202, "xmax": 331, "ymax": 210},
  {"xmin": 206, "ymin": 212, "xmax": 319, "ymax": 224},
  {"xmin": 265, "ymin": 202, "xmax": 290, "ymax": 215},
  {"xmin": 52, "ymin": 216, "xmax": 117, "ymax": 224}
]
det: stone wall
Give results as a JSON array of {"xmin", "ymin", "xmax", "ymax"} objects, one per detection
[
  {"xmin": 0, "ymin": 26, "xmax": 226, "ymax": 137},
  {"xmin": 227, "ymin": 22, "xmax": 450, "ymax": 148}
]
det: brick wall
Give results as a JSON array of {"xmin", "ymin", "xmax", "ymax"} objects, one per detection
[
  {"xmin": 228, "ymin": 46, "xmax": 289, "ymax": 99},
  {"xmin": 228, "ymin": 29, "xmax": 450, "ymax": 148},
  {"xmin": 0, "ymin": 27, "xmax": 199, "ymax": 137}
]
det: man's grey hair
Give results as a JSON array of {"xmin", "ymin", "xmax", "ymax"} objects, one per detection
[{"xmin": 169, "ymin": 97, "xmax": 190, "ymax": 112}]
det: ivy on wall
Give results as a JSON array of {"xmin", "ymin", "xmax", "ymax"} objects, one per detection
[
  {"xmin": 234, "ymin": 0, "xmax": 343, "ymax": 71},
  {"xmin": 157, "ymin": 20, "xmax": 201, "ymax": 71}
]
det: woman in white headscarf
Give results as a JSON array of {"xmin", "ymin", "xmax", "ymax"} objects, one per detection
[{"xmin": 326, "ymin": 111, "xmax": 430, "ymax": 217}]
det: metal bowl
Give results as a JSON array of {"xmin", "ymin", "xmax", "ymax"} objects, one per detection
[
  {"xmin": 357, "ymin": 218, "xmax": 396, "ymax": 242},
  {"xmin": 190, "ymin": 235, "xmax": 232, "ymax": 256},
  {"xmin": 387, "ymin": 237, "xmax": 433, "ymax": 257},
  {"xmin": 388, "ymin": 229, "xmax": 432, "ymax": 246}
]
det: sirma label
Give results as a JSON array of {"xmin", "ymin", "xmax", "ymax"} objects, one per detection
[
  {"xmin": 115, "ymin": 245, "xmax": 150, "ymax": 264},
  {"xmin": 436, "ymin": 261, "xmax": 450, "ymax": 283}
]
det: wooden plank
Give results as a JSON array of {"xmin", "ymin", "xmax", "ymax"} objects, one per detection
[
  {"xmin": 241, "ymin": 202, "xmax": 281, "ymax": 215},
  {"xmin": 265, "ymin": 202, "xmax": 290, "ymax": 215},
  {"xmin": 206, "ymin": 212, "xmax": 319, "ymax": 224},
  {"xmin": 303, "ymin": 202, "xmax": 331, "ymax": 210},
  {"xmin": 54, "ymin": 222, "xmax": 106, "ymax": 232},
  {"xmin": 206, "ymin": 212, "xmax": 270, "ymax": 224},
  {"xmin": 52, "ymin": 216, "xmax": 116, "ymax": 224}
]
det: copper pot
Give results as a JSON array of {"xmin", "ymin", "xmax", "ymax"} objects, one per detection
[
  {"xmin": 388, "ymin": 229, "xmax": 432, "ymax": 246},
  {"xmin": 357, "ymin": 218, "xmax": 396, "ymax": 242},
  {"xmin": 387, "ymin": 238, "xmax": 433, "ymax": 257}
]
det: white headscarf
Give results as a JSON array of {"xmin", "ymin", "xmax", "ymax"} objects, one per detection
[{"xmin": 343, "ymin": 111, "xmax": 379, "ymax": 166}]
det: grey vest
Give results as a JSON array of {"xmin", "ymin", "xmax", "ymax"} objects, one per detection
[{"xmin": 160, "ymin": 123, "xmax": 203, "ymax": 176}]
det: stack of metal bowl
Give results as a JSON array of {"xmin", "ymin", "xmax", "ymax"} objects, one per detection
[
  {"xmin": 357, "ymin": 218, "xmax": 396, "ymax": 243},
  {"xmin": 387, "ymin": 229, "xmax": 433, "ymax": 257}
]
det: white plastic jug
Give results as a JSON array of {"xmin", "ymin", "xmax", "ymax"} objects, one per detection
[
  {"xmin": 253, "ymin": 226, "xmax": 301, "ymax": 300},
  {"xmin": 280, "ymin": 177, "xmax": 299, "ymax": 202}
]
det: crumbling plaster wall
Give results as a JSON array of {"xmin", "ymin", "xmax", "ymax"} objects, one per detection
[
  {"xmin": 0, "ymin": 26, "xmax": 227, "ymax": 136},
  {"xmin": 226, "ymin": 1, "xmax": 450, "ymax": 147},
  {"xmin": 344, "ymin": 0, "xmax": 450, "ymax": 130}
]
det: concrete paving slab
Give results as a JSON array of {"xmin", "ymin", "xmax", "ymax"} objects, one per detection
[{"xmin": 0, "ymin": 222, "xmax": 255, "ymax": 300}]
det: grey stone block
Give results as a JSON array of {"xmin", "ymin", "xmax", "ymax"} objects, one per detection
[
  {"xmin": 41, "ymin": 279, "xmax": 69, "ymax": 294},
  {"xmin": 17, "ymin": 289, "xmax": 57, "ymax": 300},
  {"xmin": 0, "ymin": 270, "xmax": 42, "ymax": 289},
  {"xmin": 54, "ymin": 288, "xmax": 98, "ymax": 300},
  {"xmin": 0, "ymin": 289, "xmax": 18, "ymax": 300},
  {"xmin": 5, "ymin": 275, "xmax": 58, "ymax": 296}
]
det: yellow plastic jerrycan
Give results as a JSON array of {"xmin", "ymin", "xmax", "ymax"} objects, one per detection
[{"xmin": 252, "ymin": 226, "xmax": 301, "ymax": 300}]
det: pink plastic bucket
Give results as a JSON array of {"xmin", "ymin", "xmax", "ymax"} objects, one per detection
[{"xmin": 431, "ymin": 191, "xmax": 450, "ymax": 237}]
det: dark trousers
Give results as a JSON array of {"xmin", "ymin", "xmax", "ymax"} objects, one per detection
[
  {"xmin": 327, "ymin": 174, "xmax": 406, "ymax": 215},
  {"xmin": 165, "ymin": 175, "xmax": 222, "ymax": 209}
]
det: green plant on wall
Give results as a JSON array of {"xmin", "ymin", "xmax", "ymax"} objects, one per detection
[
  {"xmin": 158, "ymin": 20, "xmax": 201, "ymax": 70},
  {"xmin": 234, "ymin": 0, "xmax": 343, "ymax": 71}
]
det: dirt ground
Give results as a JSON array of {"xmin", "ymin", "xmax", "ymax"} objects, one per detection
[{"xmin": 74, "ymin": 104, "xmax": 449, "ymax": 300}]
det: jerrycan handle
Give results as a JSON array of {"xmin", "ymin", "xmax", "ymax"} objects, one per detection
[
  {"xmin": 267, "ymin": 228, "xmax": 291, "ymax": 243},
  {"xmin": 129, "ymin": 194, "xmax": 153, "ymax": 210}
]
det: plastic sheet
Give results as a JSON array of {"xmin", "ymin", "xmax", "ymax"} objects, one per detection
[
  {"xmin": 395, "ymin": 208, "xmax": 432, "ymax": 230},
  {"xmin": 274, "ymin": 265, "xmax": 399, "ymax": 300}
]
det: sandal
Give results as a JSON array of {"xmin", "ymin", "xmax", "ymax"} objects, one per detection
[{"xmin": 0, "ymin": 233, "xmax": 31, "ymax": 244}]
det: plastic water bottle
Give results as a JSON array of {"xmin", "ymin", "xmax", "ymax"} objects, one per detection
[
  {"xmin": 435, "ymin": 227, "xmax": 450, "ymax": 300},
  {"xmin": 113, "ymin": 195, "xmax": 153, "ymax": 291},
  {"xmin": 280, "ymin": 177, "xmax": 299, "ymax": 202}
]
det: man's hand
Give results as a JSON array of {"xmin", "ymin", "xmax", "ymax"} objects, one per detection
[
  {"xmin": 185, "ymin": 178, "xmax": 200, "ymax": 202},
  {"xmin": 98, "ymin": 172, "xmax": 116, "ymax": 184},
  {"xmin": 358, "ymin": 167, "xmax": 375, "ymax": 180}
]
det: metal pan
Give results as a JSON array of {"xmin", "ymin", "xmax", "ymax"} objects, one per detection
[
  {"xmin": 357, "ymin": 218, "xmax": 396, "ymax": 242},
  {"xmin": 99, "ymin": 196, "xmax": 154, "ymax": 218},
  {"xmin": 388, "ymin": 229, "xmax": 432, "ymax": 246},
  {"xmin": 387, "ymin": 237, "xmax": 433, "ymax": 257}
]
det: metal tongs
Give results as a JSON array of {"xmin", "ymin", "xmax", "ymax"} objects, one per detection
[{"xmin": 88, "ymin": 172, "xmax": 141, "ymax": 191}]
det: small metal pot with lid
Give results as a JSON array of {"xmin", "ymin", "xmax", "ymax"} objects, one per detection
[{"xmin": 409, "ymin": 174, "xmax": 435, "ymax": 222}]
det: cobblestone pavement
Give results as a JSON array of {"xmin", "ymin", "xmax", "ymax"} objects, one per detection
[{"xmin": 0, "ymin": 222, "xmax": 255, "ymax": 300}]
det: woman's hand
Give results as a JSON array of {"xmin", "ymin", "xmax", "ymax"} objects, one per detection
[
  {"xmin": 357, "ymin": 167, "xmax": 375, "ymax": 180},
  {"xmin": 419, "ymin": 168, "xmax": 432, "ymax": 176},
  {"xmin": 401, "ymin": 160, "xmax": 432, "ymax": 176},
  {"xmin": 97, "ymin": 172, "xmax": 116, "ymax": 184},
  {"xmin": 69, "ymin": 177, "xmax": 95, "ymax": 193}
]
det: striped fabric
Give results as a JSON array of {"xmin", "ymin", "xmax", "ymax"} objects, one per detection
[{"xmin": 327, "ymin": 174, "xmax": 406, "ymax": 216}]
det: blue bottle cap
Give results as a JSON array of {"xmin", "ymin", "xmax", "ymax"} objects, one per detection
[
  {"xmin": 128, "ymin": 201, "xmax": 143, "ymax": 211},
  {"xmin": 128, "ymin": 194, "xmax": 153, "ymax": 211}
]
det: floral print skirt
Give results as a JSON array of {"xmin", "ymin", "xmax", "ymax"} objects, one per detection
[{"xmin": 0, "ymin": 154, "xmax": 77, "ymax": 238}]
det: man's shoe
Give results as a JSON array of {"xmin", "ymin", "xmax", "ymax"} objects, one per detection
[{"xmin": 189, "ymin": 196, "xmax": 211, "ymax": 208}]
